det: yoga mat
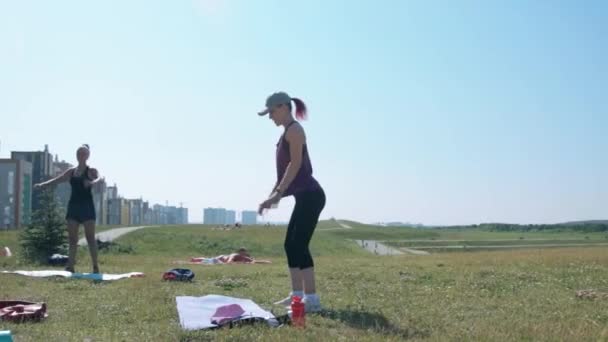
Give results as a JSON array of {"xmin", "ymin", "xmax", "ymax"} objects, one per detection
[
  {"xmin": 2, "ymin": 270, "xmax": 144, "ymax": 281},
  {"xmin": 176, "ymin": 295, "xmax": 277, "ymax": 330}
]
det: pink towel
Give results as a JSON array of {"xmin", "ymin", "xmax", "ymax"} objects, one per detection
[{"xmin": 210, "ymin": 304, "xmax": 245, "ymax": 325}]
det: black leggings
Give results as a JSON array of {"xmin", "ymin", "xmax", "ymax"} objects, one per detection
[{"xmin": 284, "ymin": 188, "xmax": 326, "ymax": 269}]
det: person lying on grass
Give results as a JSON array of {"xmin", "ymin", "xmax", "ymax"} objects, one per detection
[{"xmin": 187, "ymin": 248, "xmax": 272, "ymax": 265}]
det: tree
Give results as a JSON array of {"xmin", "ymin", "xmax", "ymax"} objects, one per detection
[{"xmin": 19, "ymin": 188, "xmax": 67, "ymax": 263}]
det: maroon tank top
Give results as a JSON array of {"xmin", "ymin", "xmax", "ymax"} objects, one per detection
[{"xmin": 276, "ymin": 121, "xmax": 321, "ymax": 197}]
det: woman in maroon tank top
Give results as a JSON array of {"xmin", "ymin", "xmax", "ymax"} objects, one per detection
[{"xmin": 257, "ymin": 92, "xmax": 326, "ymax": 313}]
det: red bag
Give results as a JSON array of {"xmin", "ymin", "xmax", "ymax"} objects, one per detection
[{"xmin": 0, "ymin": 301, "xmax": 48, "ymax": 322}]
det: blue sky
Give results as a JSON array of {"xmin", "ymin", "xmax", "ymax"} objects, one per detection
[{"xmin": 1, "ymin": 0, "xmax": 606, "ymax": 225}]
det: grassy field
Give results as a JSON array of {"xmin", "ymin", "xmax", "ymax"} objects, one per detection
[
  {"xmin": 1, "ymin": 223, "xmax": 608, "ymax": 341},
  {"xmin": 378, "ymin": 229, "xmax": 608, "ymax": 253}
]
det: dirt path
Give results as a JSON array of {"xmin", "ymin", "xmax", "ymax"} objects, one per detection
[{"xmin": 318, "ymin": 220, "xmax": 354, "ymax": 231}]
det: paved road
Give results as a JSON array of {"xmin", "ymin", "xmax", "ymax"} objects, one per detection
[
  {"xmin": 78, "ymin": 226, "xmax": 151, "ymax": 246},
  {"xmin": 399, "ymin": 247, "xmax": 431, "ymax": 255}
]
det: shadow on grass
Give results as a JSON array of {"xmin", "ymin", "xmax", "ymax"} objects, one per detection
[{"xmin": 319, "ymin": 309, "xmax": 429, "ymax": 339}]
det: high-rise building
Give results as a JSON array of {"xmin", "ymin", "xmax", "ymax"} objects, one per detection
[
  {"xmin": 128, "ymin": 199, "xmax": 143, "ymax": 225},
  {"xmin": 225, "ymin": 210, "xmax": 236, "ymax": 225},
  {"xmin": 143, "ymin": 201, "xmax": 155, "ymax": 225},
  {"xmin": 107, "ymin": 198, "xmax": 122, "ymax": 225},
  {"xmin": 107, "ymin": 184, "xmax": 118, "ymax": 200},
  {"xmin": 52, "ymin": 157, "xmax": 73, "ymax": 211},
  {"xmin": 178, "ymin": 207, "xmax": 189, "ymax": 225},
  {"xmin": 203, "ymin": 208, "xmax": 227, "ymax": 225},
  {"xmin": 11, "ymin": 145, "xmax": 53, "ymax": 211},
  {"xmin": 0, "ymin": 159, "xmax": 33, "ymax": 229},
  {"xmin": 153, "ymin": 204, "xmax": 167, "ymax": 225},
  {"xmin": 120, "ymin": 199, "xmax": 130, "ymax": 226},
  {"xmin": 92, "ymin": 179, "xmax": 108, "ymax": 225},
  {"xmin": 241, "ymin": 211, "xmax": 258, "ymax": 225}
]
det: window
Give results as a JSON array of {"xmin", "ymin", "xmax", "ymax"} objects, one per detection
[{"xmin": 7, "ymin": 171, "xmax": 14, "ymax": 195}]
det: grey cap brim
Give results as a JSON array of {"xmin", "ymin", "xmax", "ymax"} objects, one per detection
[{"xmin": 257, "ymin": 109, "xmax": 270, "ymax": 116}]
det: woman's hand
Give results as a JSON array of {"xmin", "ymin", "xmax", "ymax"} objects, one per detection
[{"xmin": 258, "ymin": 191, "xmax": 282, "ymax": 215}]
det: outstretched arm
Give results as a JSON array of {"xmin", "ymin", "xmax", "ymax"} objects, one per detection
[{"xmin": 34, "ymin": 167, "xmax": 73, "ymax": 189}]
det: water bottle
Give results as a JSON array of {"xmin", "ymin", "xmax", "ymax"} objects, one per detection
[
  {"xmin": 290, "ymin": 296, "xmax": 305, "ymax": 328},
  {"xmin": 0, "ymin": 330, "xmax": 13, "ymax": 342}
]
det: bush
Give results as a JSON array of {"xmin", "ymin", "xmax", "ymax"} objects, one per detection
[{"xmin": 19, "ymin": 189, "xmax": 67, "ymax": 263}]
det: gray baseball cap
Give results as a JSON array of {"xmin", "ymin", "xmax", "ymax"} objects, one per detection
[{"xmin": 257, "ymin": 92, "xmax": 292, "ymax": 116}]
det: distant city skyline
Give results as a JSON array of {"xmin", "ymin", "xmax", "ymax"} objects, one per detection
[
  {"xmin": 1, "ymin": 1, "xmax": 606, "ymax": 225},
  {"xmin": 0, "ymin": 144, "xmax": 189, "ymax": 228}
]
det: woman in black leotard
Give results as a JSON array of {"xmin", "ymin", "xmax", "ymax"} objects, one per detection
[{"xmin": 35, "ymin": 144, "xmax": 101, "ymax": 273}]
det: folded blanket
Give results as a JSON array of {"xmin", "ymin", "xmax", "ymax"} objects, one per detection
[
  {"xmin": 211, "ymin": 304, "xmax": 245, "ymax": 325},
  {"xmin": 2, "ymin": 270, "xmax": 144, "ymax": 281}
]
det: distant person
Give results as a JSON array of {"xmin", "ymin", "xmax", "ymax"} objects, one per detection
[
  {"xmin": 256, "ymin": 92, "xmax": 326, "ymax": 313},
  {"xmin": 221, "ymin": 247, "xmax": 253, "ymax": 263},
  {"xmin": 190, "ymin": 247, "xmax": 271, "ymax": 264},
  {"xmin": 34, "ymin": 144, "xmax": 101, "ymax": 273}
]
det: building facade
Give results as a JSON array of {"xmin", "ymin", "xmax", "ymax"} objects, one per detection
[
  {"xmin": 107, "ymin": 198, "xmax": 122, "ymax": 225},
  {"xmin": 11, "ymin": 145, "xmax": 53, "ymax": 211},
  {"xmin": 203, "ymin": 208, "xmax": 227, "ymax": 225},
  {"xmin": 52, "ymin": 158, "xmax": 73, "ymax": 212},
  {"xmin": 225, "ymin": 210, "xmax": 236, "ymax": 225},
  {"xmin": 241, "ymin": 211, "xmax": 258, "ymax": 225},
  {"xmin": 0, "ymin": 159, "xmax": 33, "ymax": 229},
  {"xmin": 178, "ymin": 207, "xmax": 189, "ymax": 225},
  {"xmin": 120, "ymin": 199, "xmax": 130, "ymax": 226},
  {"xmin": 92, "ymin": 179, "xmax": 108, "ymax": 225},
  {"xmin": 129, "ymin": 199, "xmax": 143, "ymax": 226}
]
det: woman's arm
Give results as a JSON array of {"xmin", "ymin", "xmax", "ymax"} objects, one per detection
[
  {"xmin": 34, "ymin": 167, "xmax": 73, "ymax": 189},
  {"xmin": 258, "ymin": 124, "xmax": 306, "ymax": 214},
  {"xmin": 84, "ymin": 168, "xmax": 102, "ymax": 188}
]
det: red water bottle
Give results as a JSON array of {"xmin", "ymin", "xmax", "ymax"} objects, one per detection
[{"xmin": 290, "ymin": 295, "xmax": 305, "ymax": 328}]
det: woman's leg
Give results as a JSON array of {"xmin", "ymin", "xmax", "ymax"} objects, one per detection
[
  {"xmin": 297, "ymin": 190, "xmax": 326, "ymax": 295},
  {"xmin": 301, "ymin": 267, "xmax": 316, "ymax": 294},
  {"xmin": 278, "ymin": 190, "xmax": 325, "ymax": 307},
  {"xmin": 285, "ymin": 207, "xmax": 304, "ymax": 293},
  {"xmin": 273, "ymin": 203, "xmax": 305, "ymax": 306},
  {"xmin": 288, "ymin": 190, "xmax": 326, "ymax": 296},
  {"xmin": 83, "ymin": 220, "xmax": 99, "ymax": 273},
  {"xmin": 66, "ymin": 220, "xmax": 79, "ymax": 272}
]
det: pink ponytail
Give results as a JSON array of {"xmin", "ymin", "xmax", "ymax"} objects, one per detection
[{"xmin": 291, "ymin": 97, "xmax": 308, "ymax": 120}]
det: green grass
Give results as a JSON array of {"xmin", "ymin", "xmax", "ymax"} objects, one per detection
[
  {"xmin": 1, "ymin": 224, "xmax": 608, "ymax": 341},
  {"xmin": 379, "ymin": 229, "xmax": 608, "ymax": 253}
]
